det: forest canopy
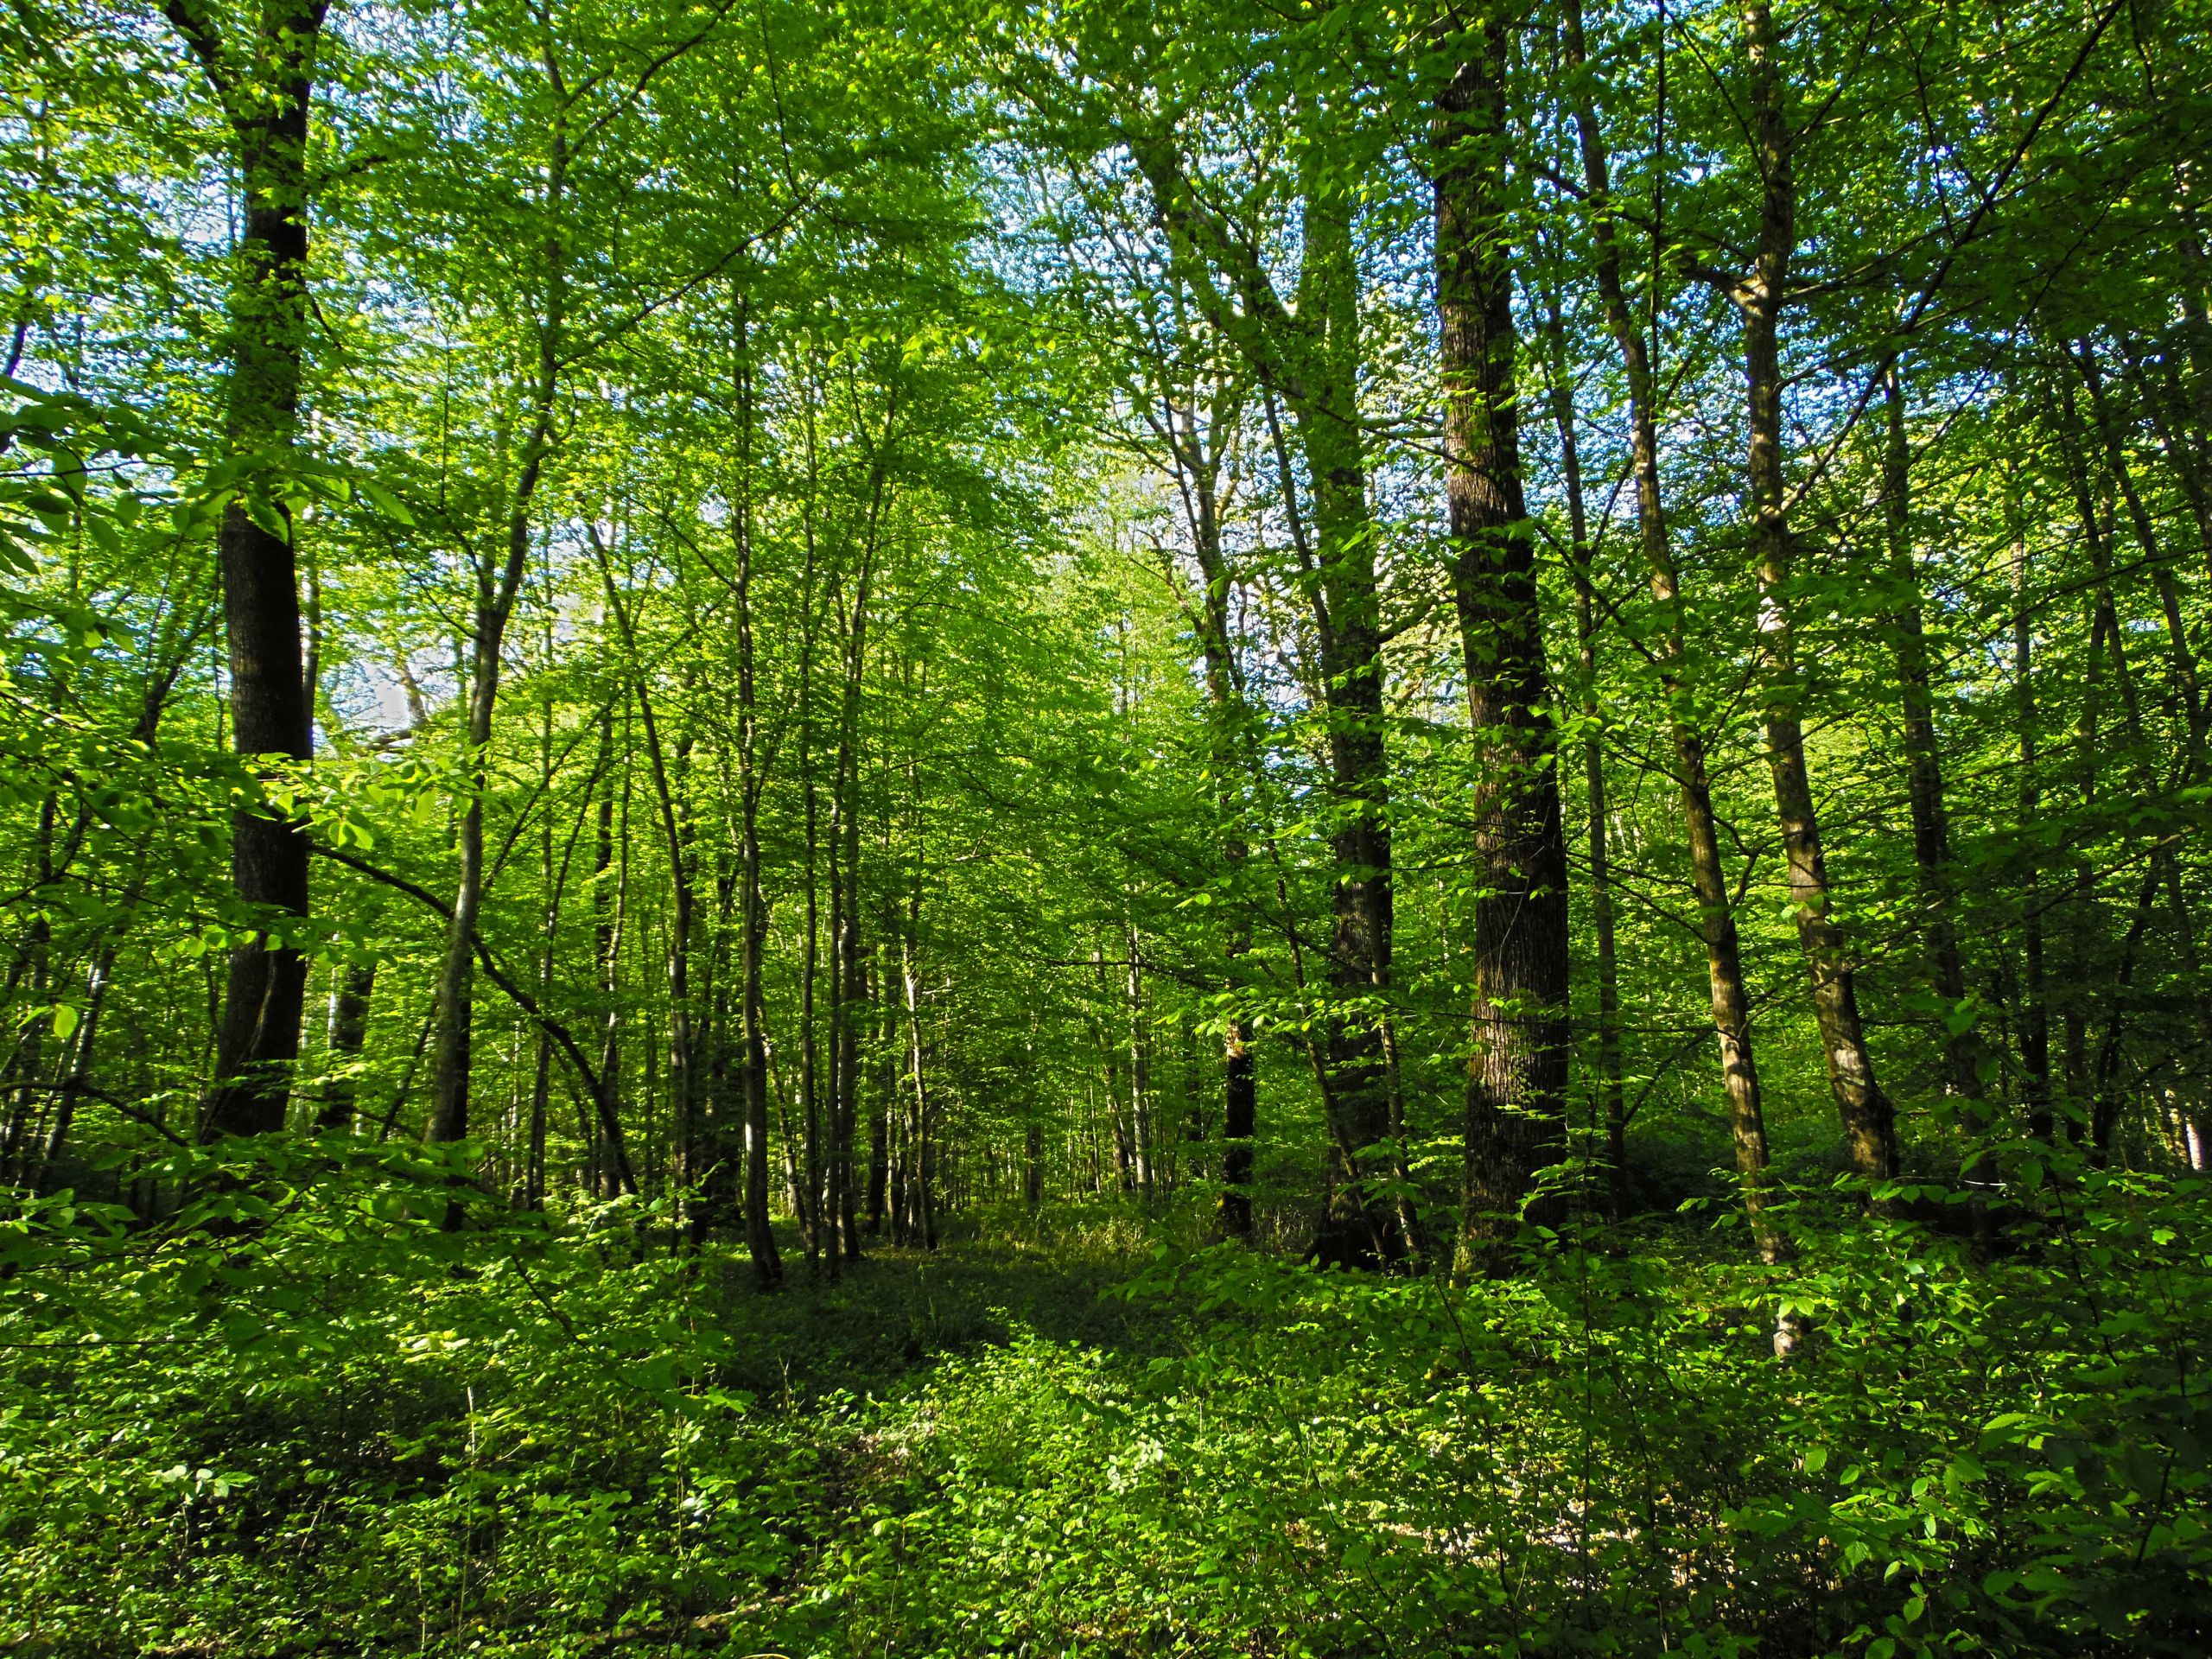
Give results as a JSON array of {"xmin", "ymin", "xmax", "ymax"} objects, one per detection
[{"xmin": 2, "ymin": 0, "xmax": 2209, "ymax": 1652}]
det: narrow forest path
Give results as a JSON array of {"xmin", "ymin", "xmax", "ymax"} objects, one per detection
[{"xmin": 696, "ymin": 1232, "xmax": 1164, "ymax": 1408}]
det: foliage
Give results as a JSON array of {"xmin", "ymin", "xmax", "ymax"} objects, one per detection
[{"xmin": 3, "ymin": 0, "xmax": 2210, "ymax": 1649}]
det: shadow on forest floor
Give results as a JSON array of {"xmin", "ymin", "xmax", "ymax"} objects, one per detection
[{"xmin": 696, "ymin": 1230, "xmax": 1166, "ymax": 1404}]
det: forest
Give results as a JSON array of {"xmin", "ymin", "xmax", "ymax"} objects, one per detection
[{"xmin": 1, "ymin": 0, "xmax": 2208, "ymax": 1650}]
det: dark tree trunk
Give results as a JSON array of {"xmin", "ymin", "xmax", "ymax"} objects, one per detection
[
  {"xmin": 315, "ymin": 963, "xmax": 376, "ymax": 1134},
  {"xmin": 1296, "ymin": 183, "xmax": 1401, "ymax": 1262},
  {"xmin": 169, "ymin": 0, "xmax": 332, "ymax": 1141},
  {"xmin": 1128, "ymin": 117, "xmax": 1402, "ymax": 1262},
  {"xmin": 2011, "ymin": 524, "xmax": 2056, "ymax": 1141},
  {"xmin": 1164, "ymin": 385, "xmax": 1262, "ymax": 1239},
  {"xmin": 1436, "ymin": 29, "xmax": 1573, "ymax": 1265}
]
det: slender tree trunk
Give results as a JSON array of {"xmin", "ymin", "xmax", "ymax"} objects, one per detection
[
  {"xmin": 1560, "ymin": 0, "xmax": 1782, "ymax": 1257},
  {"xmin": 1166, "ymin": 387, "xmax": 1261, "ymax": 1238},
  {"xmin": 1881, "ymin": 367, "xmax": 1977, "ymax": 1096},
  {"xmin": 40, "ymin": 953, "xmax": 113, "ymax": 1176},
  {"xmin": 2079, "ymin": 341, "xmax": 2208, "ymax": 772},
  {"xmin": 1129, "ymin": 122, "xmax": 1399, "ymax": 1259},
  {"xmin": 1299, "ymin": 189, "xmax": 1399, "ymax": 1258},
  {"xmin": 427, "ymin": 89, "xmax": 567, "ymax": 1166},
  {"xmin": 798, "ymin": 604, "xmax": 823, "ymax": 1272},
  {"xmin": 520, "ymin": 674, "xmax": 559, "ymax": 1201},
  {"xmin": 868, "ymin": 926, "xmax": 893, "ymax": 1236},
  {"xmin": 2123, "ymin": 337, "xmax": 2212, "ymax": 567},
  {"xmin": 592, "ymin": 543, "xmax": 698, "ymax": 1238},
  {"xmin": 1025, "ymin": 1023, "xmax": 1045, "ymax": 1209},
  {"xmin": 1535, "ymin": 283, "xmax": 1626, "ymax": 1216},
  {"xmin": 39, "ymin": 634, "xmax": 200, "ymax": 1173},
  {"xmin": 1095, "ymin": 947, "xmax": 1135, "ymax": 1193},
  {"xmin": 2061, "ymin": 594, "xmax": 2104, "ymax": 1123},
  {"xmin": 591, "ymin": 707, "xmax": 637, "ymax": 1196},
  {"xmin": 739, "ymin": 800, "xmax": 779, "ymax": 1283},
  {"xmin": 2011, "ymin": 523, "xmax": 2056, "ymax": 1141},
  {"xmin": 315, "ymin": 963, "xmax": 375, "ymax": 1135},
  {"xmin": 901, "ymin": 916, "xmax": 935, "ymax": 1250},
  {"xmin": 831, "ymin": 557, "xmax": 874, "ymax": 1264},
  {"xmin": 1741, "ymin": 0, "xmax": 1897, "ymax": 1189},
  {"xmin": 728, "ymin": 293, "xmax": 781, "ymax": 1286},
  {"xmin": 2056, "ymin": 375, "xmax": 2212, "ymax": 1152},
  {"xmin": 1125, "ymin": 918, "xmax": 1154, "ymax": 1197},
  {"xmin": 2, "ymin": 797, "xmax": 57, "ymax": 1179}
]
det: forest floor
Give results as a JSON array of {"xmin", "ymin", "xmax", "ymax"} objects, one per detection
[
  {"xmin": 4, "ymin": 1185, "xmax": 2204, "ymax": 1656},
  {"xmin": 693, "ymin": 1226, "xmax": 1163, "ymax": 1407}
]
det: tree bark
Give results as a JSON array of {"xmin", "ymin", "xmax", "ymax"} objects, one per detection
[
  {"xmin": 1534, "ymin": 282, "xmax": 1624, "ymax": 1216},
  {"xmin": 1128, "ymin": 120, "xmax": 1403, "ymax": 1260},
  {"xmin": 2010, "ymin": 520, "xmax": 2056, "ymax": 1142},
  {"xmin": 427, "ymin": 67, "xmax": 567, "ymax": 1164},
  {"xmin": 168, "ymin": 0, "xmax": 332, "ymax": 1141},
  {"xmin": 315, "ymin": 963, "xmax": 375, "ymax": 1134},
  {"xmin": 830, "ymin": 535, "xmax": 878, "ymax": 1264},
  {"xmin": 1560, "ymin": 0, "xmax": 1782, "ymax": 1257},
  {"xmin": 1296, "ymin": 178, "xmax": 1400, "ymax": 1259},
  {"xmin": 1435, "ymin": 27, "xmax": 1572, "ymax": 1263},
  {"xmin": 1161, "ymin": 379, "xmax": 1260, "ymax": 1238},
  {"xmin": 1126, "ymin": 918, "xmax": 1154, "ymax": 1196},
  {"xmin": 730, "ymin": 302, "xmax": 782, "ymax": 1287},
  {"xmin": 1740, "ymin": 0, "xmax": 1897, "ymax": 1190},
  {"xmin": 900, "ymin": 914, "xmax": 936, "ymax": 1249},
  {"xmin": 1881, "ymin": 367, "xmax": 1977, "ymax": 1099}
]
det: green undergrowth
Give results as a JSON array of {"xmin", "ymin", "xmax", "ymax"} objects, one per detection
[{"xmin": 3, "ymin": 1145, "xmax": 2206, "ymax": 1656}]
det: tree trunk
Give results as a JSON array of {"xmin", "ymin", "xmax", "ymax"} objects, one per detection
[
  {"xmin": 427, "ymin": 96, "xmax": 567, "ymax": 1166},
  {"xmin": 1126, "ymin": 919, "xmax": 1154, "ymax": 1197},
  {"xmin": 1128, "ymin": 117, "xmax": 1401, "ymax": 1260},
  {"xmin": 1741, "ymin": 0, "xmax": 1897, "ymax": 1190},
  {"xmin": 590, "ymin": 706, "xmax": 637, "ymax": 1195},
  {"xmin": 1291, "ymin": 175, "xmax": 1400, "ymax": 1258},
  {"xmin": 1535, "ymin": 283, "xmax": 1625, "ymax": 1216},
  {"xmin": 729, "ymin": 294, "xmax": 781, "ymax": 1287},
  {"xmin": 519, "ymin": 674, "xmax": 559, "ymax": 1201},
  {"xmin": 1881, "ymin": 367, "xmax": 1977, "ymax": 1098},
  {"xmin": 1560, "ymin": 0, "xmax": 1782, "ymax": 1258},
  {"xmin": 2010, "ymin": 522, "xmax": 2056, "ymax": 1141},
  {"xmin": 798, "ymin": 559, "xmax": 823, "ymax": 1272},
  {"xmin": 901, "ymin": 918, "xmax": 936, "ymax": 1249},
  {"xmin": 1166, "ymin": 385, "xmax": 1260, "ymax": 1239},
  {"xmin": 2078, "ymin": 340, "xmax": 2209, "ymax": 772},
  {"xmin": 2, "ymin": 798, "xmax": 58, "ymax": 1180},
  {"xmin": 592, "ymin": 543, "xmax": 697, "ymax": 1238},
  {"xmin": 1436, "ymin": 29, "xmax": 1572, "ymax": 1264},
  {"xmin": 868, "ymin": 927, "xmax": 893, "ymax": 1236},
  {"xmin": 831, "ymin": 556, "xmax": 874, "ymax": 1264},
  {"xmin": 179, "ymin": 0, "xmax": 331, "ymax": 1141},
  {"xmin": 315, "ymin": 963, "xmax": 375, "ymax": 1135},
  {"xmin": 40, "ymin": 953, "xmax": 114, "ymax": 1177}
]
